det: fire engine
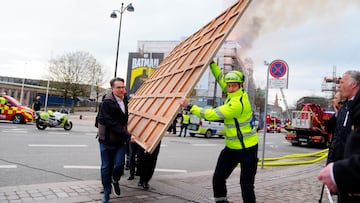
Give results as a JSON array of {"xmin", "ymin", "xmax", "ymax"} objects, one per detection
[
  {"xmin": 285, "ymin": 103, "xmax": 334, "ymax": 147},
  {"xmin": 266, "ymin": 113, "xmax": 282, "ymax": 133},
  {"xmin": 0, "ymin": 95, "xmax": 35, "ymax": 124}
]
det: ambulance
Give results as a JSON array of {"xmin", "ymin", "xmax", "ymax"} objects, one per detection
[{"xmin": 0, "ymin": 95, "xmax": 35, "ymax": 124}]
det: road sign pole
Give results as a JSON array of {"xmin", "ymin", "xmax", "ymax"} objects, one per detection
[{"xmin": 261, "ymin": 65, "xmax": 270, "ymax": 169}]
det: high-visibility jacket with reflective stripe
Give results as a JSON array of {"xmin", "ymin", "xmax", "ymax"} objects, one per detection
[
  {"xmin": 182, "ymin": 114, "xmax": 190, "ymax": 124},
  {"xmin": 189, "ymin": 62, "xmax": 258, "ymax": 149}
]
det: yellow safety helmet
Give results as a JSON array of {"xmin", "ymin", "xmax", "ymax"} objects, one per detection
[{"xmin": 224, "ymin": 71, "xmax": 244, "ymax": 83}]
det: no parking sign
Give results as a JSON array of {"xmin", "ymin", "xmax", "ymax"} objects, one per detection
[{"xmin": 268, "ymin": 59, "xmax": 289, "ymax": 89}]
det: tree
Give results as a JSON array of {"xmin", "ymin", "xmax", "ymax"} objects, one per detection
[
  {"xmin": 254, "ymin": 87, "xmax": 265, "ymax": 112},
  {"xmin": 91, "ymin": 63, "xmax": 107, "ymax": 112},
  {"xmin": 47, "ymin": 51, "xmax": 103, "ymax": 111}
]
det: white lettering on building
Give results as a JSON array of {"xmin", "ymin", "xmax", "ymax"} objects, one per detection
[{"xmin": 132, "ymin": 58, "xmax": 160, "ymax": 69}]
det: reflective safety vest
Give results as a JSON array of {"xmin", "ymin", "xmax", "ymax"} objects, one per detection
[
  {"xmin": 182, "ymin": 114, "xmax": 190, "ymax": 124},
  {"xmin": 0, "ymin": 97, "xmax": 6, "ymax": 105},
  {"xmin": 189, "ymin": 62, "xmax": 258, "ymax": 150}
]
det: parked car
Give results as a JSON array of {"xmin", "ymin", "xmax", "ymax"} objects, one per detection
[
  {"xmin": 0, "ymin": 95, "xmax": 35, "ymax": 124},
  {"xmin": 187, "ymin": 114, "xmax": 225, "ymax": 138}
]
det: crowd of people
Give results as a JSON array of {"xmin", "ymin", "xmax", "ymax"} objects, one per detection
[
  {"xmin": 318, "ymin": 70, "xmax": 360, "ymax": 203},
  {"xmin": 94, "ymin": 67, "xmax": 360, "ymax": 203}
]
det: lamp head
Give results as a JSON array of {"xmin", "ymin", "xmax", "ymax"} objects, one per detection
[
  {"xmin": 110, "ymin": 11, "xmax": 117, "ymax": 18},
  {"xmin": 127, "ymin": 3, "xmax": 134, "ymax": 12}
]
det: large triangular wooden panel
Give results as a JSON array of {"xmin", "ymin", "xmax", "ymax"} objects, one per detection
[{"xmin": 128, "ymin": 0, "xmax": 252, "ymax": 153}]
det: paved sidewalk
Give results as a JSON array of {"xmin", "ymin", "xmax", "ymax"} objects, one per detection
[{"xmin": 0, "ymin": 159, "xmax": 334, "ymax": 203}]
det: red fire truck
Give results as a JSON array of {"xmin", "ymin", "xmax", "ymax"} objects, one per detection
[
  {"xmin": 266, "ymin": 113, "xmax": 282, "ymax": 133},
  {"xmin": 285, "ymin": 103, "xmax": 334, "ymax": 147}
]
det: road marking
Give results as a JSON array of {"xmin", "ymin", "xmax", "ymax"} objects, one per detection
[
  {"xmin": 47, "ymin": 132, "xmax": 70, "ymax": 135},
  {"xmin": 155, "ymin": 168, "xmax": 187, "ymax": 173},
  {"xmin": 0, "ymin": 165, "xmax": 17, "ymax": 169},
  {"xmin": 64, "ymin": 165, "xmax": 100, "ymax": 169},
  {"xmin": 28, "ymin": 144, "xmax": 88, "ymax": 147},
  {"xmin": 62, "ymin": 166, "xmax": 187, "ymax": 173},
  {"xmin": 2, "ymin": 128, "xmax": 24, "ymax": 130},
  {"xmin": 85, "ymin": 133, "xmax": 96, "ymax": 136},
  {"xmin": 2, "ymin": 130, "xmax": 27, "ymax": 133},
  {"xmin": 192, "ymin": 144, "xmax": 218, "ymax": 147}
]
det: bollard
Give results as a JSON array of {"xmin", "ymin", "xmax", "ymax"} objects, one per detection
[{"xmin": 79, "ymin": 115, "xmax": 83, "ymax": 120}]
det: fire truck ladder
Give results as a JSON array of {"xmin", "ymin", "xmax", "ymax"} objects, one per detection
[{"xmin": 280, "ymin": 88, "xmax": 291, "ymax": 120}]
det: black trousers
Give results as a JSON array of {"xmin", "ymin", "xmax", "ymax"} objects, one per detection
[
  {"xmin": 137, "ymin": 142, "xmax": 161, "ymax": 184},
  {"xmin": 213, "ymin": 144, "xmax": 258, "ymax": 203},
  {"xmin": 129, "ymin": 142, "xmax": 140, "ymax": 177},
  {"xmin": 179, "ymin": 124, "xmax": 189, "ymax": 137},
  {"xmin": 172, "ymin": 119, "xmax": 177, "ymax": 134}
]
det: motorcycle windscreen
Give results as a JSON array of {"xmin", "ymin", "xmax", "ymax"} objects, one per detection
[{"xmin": 127, "ymin": 0, "xmax": 252, "ymax": 153}]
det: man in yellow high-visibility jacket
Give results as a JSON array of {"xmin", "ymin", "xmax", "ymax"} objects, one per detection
[
  {"xmin": 180, "ymin": 61, "xmax": 258, "ymax": 203},
  {"xmin": 179, "ymin": 111, "xmax": 190, "ymax": 137}
]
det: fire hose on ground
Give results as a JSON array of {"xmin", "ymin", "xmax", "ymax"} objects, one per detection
[
  {"xmin": 257, "ymin": 148, "xmax": 328, "ymax": 166},
  {"xmin": 256, "ymin": 148, "xmax": 333, "ymax": 202}
]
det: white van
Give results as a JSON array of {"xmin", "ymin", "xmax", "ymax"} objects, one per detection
[{"xmin": 187, "ymin": 114, "xmax": 225, "ymax": 138}]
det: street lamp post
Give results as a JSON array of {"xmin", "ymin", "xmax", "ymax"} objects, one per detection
[{"xmin": 111, "ymin": 3, "xmax": 134, "ymax": 78}]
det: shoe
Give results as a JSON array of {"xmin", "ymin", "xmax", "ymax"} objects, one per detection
[
  {"xmin": 100, "ymin": 194, "xmax": 109, "ymax": 203},
  {"xmin": 143, "ymin": 182, "xmax": 149, "ymax": 190},
  {"xmin": 99, "ymin": 188, "xmax": 104, "ymax": 194},
  {"xmin": 112, "ymin": 180, "xmax": 121, "ymax": 196},
  {"xmin": 138, "ymin": 181, "xmax": 143, "ymax": 187},
  {"xmin": 128, "ymin": 176, "xmax": 135, "ymax": 180}
]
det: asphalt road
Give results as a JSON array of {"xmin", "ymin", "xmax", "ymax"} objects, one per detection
[{"xmin": 0, "ymin": 118, "xmax": 321, "ymax": 187}]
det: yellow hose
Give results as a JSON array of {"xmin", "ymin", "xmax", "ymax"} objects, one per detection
[{"xmin": 258, "ymin": 148, "xmax": 328, "ymax": 166}]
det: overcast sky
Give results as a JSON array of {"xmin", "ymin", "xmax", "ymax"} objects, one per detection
[{"xmin": 1, "ymin": 0, "xmax": 359, "ymax": 109}]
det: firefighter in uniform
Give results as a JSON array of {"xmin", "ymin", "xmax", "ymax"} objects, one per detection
[{"xmin": 180, "ymin": 61, "xmax": 258, "ymax": 203}]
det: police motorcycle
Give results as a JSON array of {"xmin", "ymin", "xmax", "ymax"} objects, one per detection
[{"xmin": 35, "ymin": 110, "xmax": 73, "ymax": 131}]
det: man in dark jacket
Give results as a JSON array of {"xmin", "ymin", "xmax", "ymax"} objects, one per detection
[
  {"xmin": 97, "ymin": 77, "xmax": 135, "ymax": 203},
  {"xmin": 326, "ymin": 71, "xmax": 360, "ymax": 163},
  {"xmin": 33, "ymin": 96, "xmax": 42, "ymax": 111},
  {"xmin": 318, "ymin": 71, "xmax": 360, "ymax": 203}
]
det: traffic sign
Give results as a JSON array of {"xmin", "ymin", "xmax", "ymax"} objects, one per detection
[
  {"xmin": 269, "ymin": 60, "xmax": 288, "ymax": 79},
  {"xmin": 268, "ymin": 59, "xmax": 289, "ymax": 89}
]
